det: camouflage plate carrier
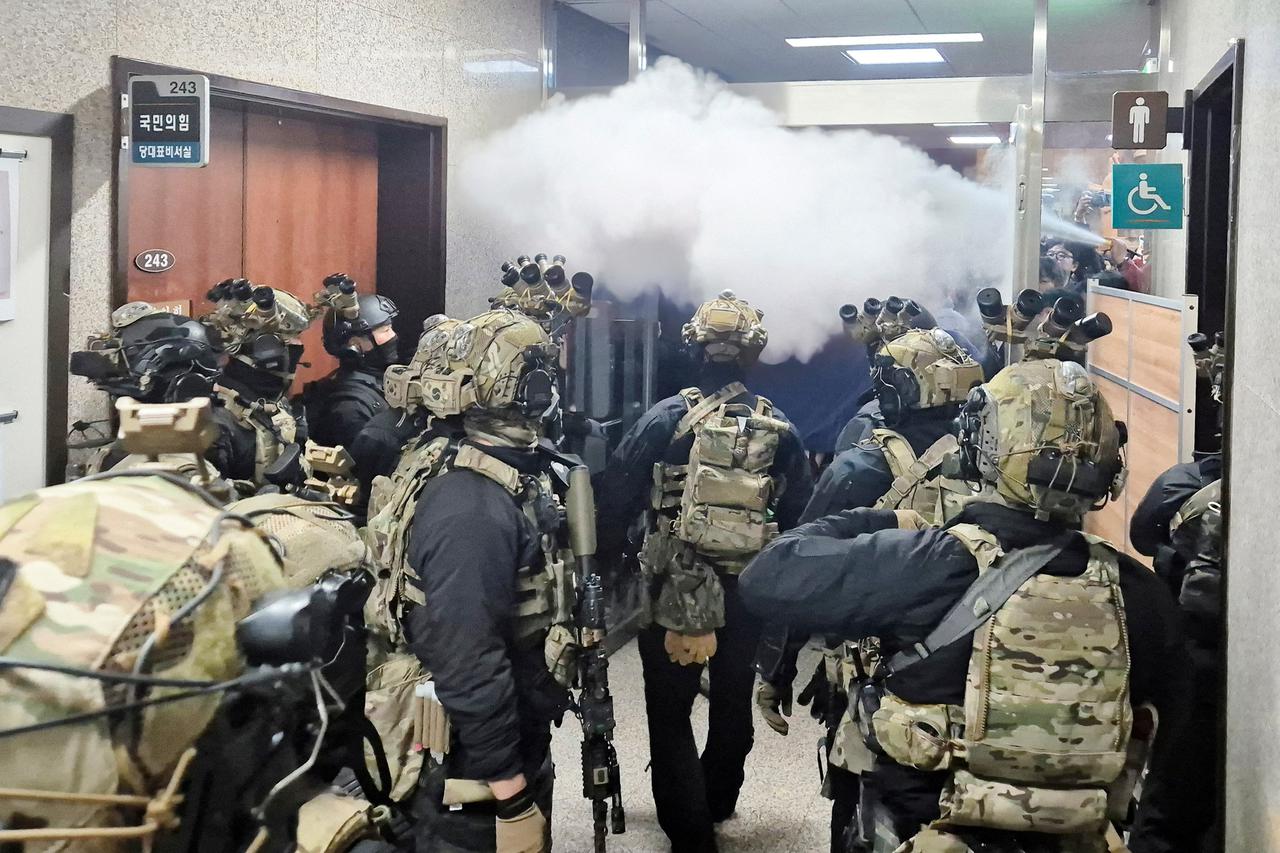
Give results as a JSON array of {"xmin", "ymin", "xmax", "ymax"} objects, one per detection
[
  {"xmin": 359, "ymin": 434, "xmax": 577, "ymax": 801},
  {"xmin": 871, "ymin": 524, "xmax": 1132, "ymax": 852},
  {"xmin": 642, "ymin": 383, "xmax": 790, "ymax": 634},
  {"xmin": 1169, "ymin": 477, "xmax": 1222, "ymax": 625}
]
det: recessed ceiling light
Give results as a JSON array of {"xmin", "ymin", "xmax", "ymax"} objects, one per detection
[
  {"xmin": 847, "ymin": 48, "xmax": 946, "ymax": 65},
  {"xmin": 934, "ymin": 122, "xmax": 986, "ymax": 128},
  {"xmin": 788, "ymin": 33, "xmax": 982, "ymax": 48},
  {"xmin": 949, "ymin": 135, "xmax": 1002, "ymax": 145}
]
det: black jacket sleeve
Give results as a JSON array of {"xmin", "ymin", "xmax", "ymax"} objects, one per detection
[
  {"xmin": 406, "ymin": 471, "xmax": 527, "ymax": 781},
  {"xmin": 741, "ymin": 508, "xmax": 973, "ymax": 638},
  {"xmin": 771, "ymin": 421, "xmax": 814, "ymax": 532},
  {"xmin": 800, "ymin": 446, "xmax": 894, "ymax": 523},
  {"xmin": 1130, "ymin": 459, "xmax": 1220, "ymax": 557},
  {"xmin": 593, "ymin": 399, "xmax": 682, "ymax": 556}
]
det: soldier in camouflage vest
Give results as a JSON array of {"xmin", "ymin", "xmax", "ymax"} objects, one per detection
[
  {"xmin": 363, "ymin": 308, "xmax": 572, "ymax": 853},
  {"xmin": 202, "ymin": 280, "xmax": 315, "ymax": 491},
  {"xmin": 741, "ymin": 359, "xmax": 1197, "ymax": 853},
  {"xmin": 595, "ymin": 291, "xmax": 812, "ymax": 853},
  {"xmin": 756, "ymin": 325, "xmax": 985, "ymax": 853}
]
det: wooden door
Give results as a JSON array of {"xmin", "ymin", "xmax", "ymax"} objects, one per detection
[
  {"xmin": 125, "ymin": 105, "xmax": 245, "ymax": 316},
  {"xmin": 125, "ymin": 106, "xmax": 380, "ymax": 389},
  {"xmin": 243, "ymin": 111, "xmax": 379, "ymax": 387}
]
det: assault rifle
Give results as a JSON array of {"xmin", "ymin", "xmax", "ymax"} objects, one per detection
[{"xmin": 565, "ymin": 465, "xmax": 626, "ymax": 852}]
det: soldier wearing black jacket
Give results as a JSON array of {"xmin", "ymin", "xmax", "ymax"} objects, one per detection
[
  {"xmin": 363, "ymin": 309, "xmax": 571, "ymax": 853},
  {"xmin": 756, "ymin": 328, "xmax": 984, "ymax": 853},
  {"xmin": 301, "ymin": 288, "xmax": 403, "ymax": 449},
  {"xmin": 740, "ymin": 359, "xmax": 1197, "ymax": 853},
  {"xmin": 596, "ymin": 293, "xmax": 812, "ymax": 853}
]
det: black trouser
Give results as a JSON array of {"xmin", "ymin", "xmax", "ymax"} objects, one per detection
[
  {"xmin": 828, "ymin": 765, "xmax": 863, "ymax": 853},
  {"xmin": 637, "ymin": 575, "xmax": 762, "ymax": 853},
  {"xmin": 411, "ymin": 756, "xmax": 554, "ymax": 852}
]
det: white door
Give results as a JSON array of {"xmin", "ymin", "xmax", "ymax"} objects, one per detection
[{"xmin": 0, "ymin": 133, "xmax": 53, "ymax": 501}]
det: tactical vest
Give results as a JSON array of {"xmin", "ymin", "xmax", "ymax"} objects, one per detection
[
  {"xmin": 829, "ymin": 431, "xmax": 975, "ymax": 774},
  {"xmin": 361, "ymin": 436, "xmax": 577, "ymax": 800},
  {"xmin": 868, "ymin": 430, "xmax": 976, "ymax": 525},
  {"xmin": 871, "ymin": 524, "xmax": 1133, "ymax": 838},
  {"xmin": 215, "ymin": 386, "xmax": 298, "ymax": 485},
  {"xmin": 648, "ymin": 383, "xmax": 789, "ymax": 573}
]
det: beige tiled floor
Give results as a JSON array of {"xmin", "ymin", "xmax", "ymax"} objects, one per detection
[{"xmin": 552, "ymin": 642, "xmax": 830, "ymax": 853}]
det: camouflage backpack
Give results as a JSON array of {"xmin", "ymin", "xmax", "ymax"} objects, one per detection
[
  {"xmin": 1170, "ymin": 478, "xmax": 1223, "ymax": 622},
  {"xmin": 654, "ymin": 383, "xmax": 790, "ymax": 570},
  {"xmin": 871, "ymin": 524, "xmax": 1133, "ymax": 838}
]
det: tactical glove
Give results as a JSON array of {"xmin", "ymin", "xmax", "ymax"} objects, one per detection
[
  {"xmin": 755, "ymin": 680, "xmax": 793, "ymax": 736},
  {"xmin": 495, "ymin": 786, "xmax": 548, "ymax": 853},
  {"xmin": 664, "ymin": 630, "xmax": 718, "ymax": 666},
  {"xmin": 893, "ymin": 508, "xmax": 929, "ymax": 530},
  {"xmin": 796, "ymin": 658, "xmax": 831, "ymax": 722}
]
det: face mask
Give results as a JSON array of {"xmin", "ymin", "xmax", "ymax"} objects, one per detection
[{"xmin": 363, "ymin": 337, "xmax": 403, "ymax": 372}]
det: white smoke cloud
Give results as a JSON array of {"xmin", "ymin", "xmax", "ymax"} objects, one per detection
[{"xmin": 458, "ymin": 58, "xmax": 1016, "ymax": 363}]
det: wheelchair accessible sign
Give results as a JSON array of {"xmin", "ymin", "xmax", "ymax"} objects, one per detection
[{"xmin": 1111, "ymin": 163, "xmax": 1183, "ymax": 229}]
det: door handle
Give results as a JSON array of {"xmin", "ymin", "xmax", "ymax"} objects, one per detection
[{"xmin": 0, "ymin": 410, "xmax": 17, "ymax": 424}]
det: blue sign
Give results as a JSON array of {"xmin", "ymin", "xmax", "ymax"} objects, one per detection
[
  {"xmin": 1111, "ymin": 163, "xmax": 1183, "ymax": 229},
  {"xmin": 128, "ymin": 75, "xmax": 210, "ymax": 168}
]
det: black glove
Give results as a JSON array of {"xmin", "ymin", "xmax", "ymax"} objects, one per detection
[
  {"xmin": 525, "ymin": 668, "xmax": 573, "ymax": 727},
  {"xmin": 796, "ymin": 659, "xmax": 830, "ymax": 722}
]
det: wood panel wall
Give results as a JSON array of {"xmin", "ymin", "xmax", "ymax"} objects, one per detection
[
  {"xmin": 125, "ymin": 107, "xmax": 380, "ymax": 388},
  {"xmin": 1084, "ymin": 290, "xmax": 1186, "ymax": 563}
]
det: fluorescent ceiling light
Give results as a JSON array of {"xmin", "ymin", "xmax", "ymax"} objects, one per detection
[
  {"xmin": 934, "ymin": 122, "xmax": 986, "ymax": 128},
  {"xmin": 463, "ymin": 59, "xmax": 539, "ymax": 74},
  {"xmin": 949, "ymin": 135, "xmax": 1002, "ymax": 145},
  {"xmin": 847, "ymin": 47, "xmax": 945, "ymax": 65},
  {"xmin": 788, "ymin": 33, "xmax": 982, "ymax": 48}
]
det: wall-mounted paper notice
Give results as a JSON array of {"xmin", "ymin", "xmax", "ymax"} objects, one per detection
[{"xmin": 0, "ymin": 158, "xmax": 18, "ymax": 322}]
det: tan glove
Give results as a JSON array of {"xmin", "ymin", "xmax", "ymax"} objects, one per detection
[
  {"xmin": 664, "ymin": 630, "xmax": 718, "ymax": 666},
  {"xmin": 495, "ymin": 801, "xmax": 548, "ymax": 853},
  {"xmin": 893, "ymin": 509, "xmax": 929, "ymax": 531},
  {"xmin": 755, "ymin": 680, "xmax": 792, "ymax": 736}
]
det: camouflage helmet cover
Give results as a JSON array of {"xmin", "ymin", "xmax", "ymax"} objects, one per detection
[
  {"xmin": 682, "ymin": 290, "xmax": 768, "ymax": 362},
  {"xmin": 875, "ymin": 328, "xmax": 985, "ymax": 414},
  {"xmin": 204, "ymin": 286, "xmax": 315, "ymax": 352},
  {"xmin": 965, "ymin": 358, "xmax": 1124, "ymax": 521},
  {"xmin": 383, "ymin": 308, "xmax": 556, "ymax": 418},
  {"xmin": 0, "ymin": 475, "xmax": 285, "ymax": 838}
]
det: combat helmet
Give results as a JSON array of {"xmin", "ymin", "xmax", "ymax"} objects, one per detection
[
  {"xmin": 204, "ymin": 280, "xmax": 316, "ymax": 395},
  {"xmin": 70, "ymin": 302, "xmax": 224, "ymax": 403},
  {"xmin": 318, "ymin": 273, "xmax": 401, "ymax": 369},
  {"xmin": 682, "ymin": 290, "xmax": 768, "ymax": 364},
  {"xmin": 872, "ymin": 327, "xmax": 985, "ymax": 425},
  {"xmin": 956, "ymin": 358, "xmax": 1126, "ymax": 521},
  {"xmin": 383, "ymin": 308, "xmax": 558, "ymax": 425},
  {"xmin": 0, "ymin": 470, "xmax": 370, "ymax": 851}
]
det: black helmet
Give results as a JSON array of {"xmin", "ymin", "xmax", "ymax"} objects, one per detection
[
  {"xmin": 322, "ymin": 293, "xmax": 400, "ymax": 365},
  {"xmin": 71, "ymin": 312, "xmax": 224, "ymax": 403}
]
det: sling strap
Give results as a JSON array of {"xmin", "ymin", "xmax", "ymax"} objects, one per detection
[
  {"xmin": 674, "ymin": 382, "xmax": 748, "ymax": 438},
  {"xmin": 880, "ymin": 532, "xmax": 1075, "ymax": 678}
]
